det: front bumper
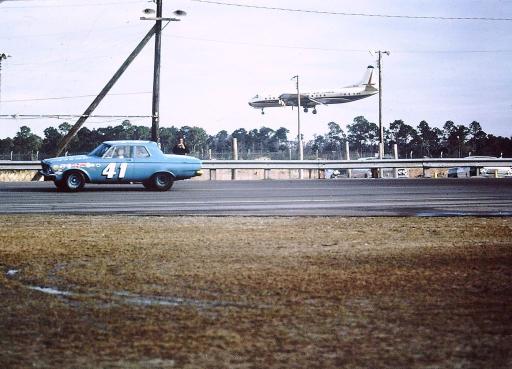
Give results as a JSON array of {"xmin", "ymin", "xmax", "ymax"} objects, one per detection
[
  {"xmin": 39, "ymin": 170, "xmax": 57, "ymax": 181},
  {"xmin": 39, "ymin": 162, "xmax": 62, "ymax": 181}
]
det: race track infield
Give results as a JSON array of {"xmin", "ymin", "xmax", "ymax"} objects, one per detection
[{"xmin": 1, "ymin": 216, "xmax": 511, "ymax": 368}]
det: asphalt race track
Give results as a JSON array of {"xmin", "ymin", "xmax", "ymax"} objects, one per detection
[{"xmin": 1, "ymin": 178, "xmax": 512, "ymax": 216}]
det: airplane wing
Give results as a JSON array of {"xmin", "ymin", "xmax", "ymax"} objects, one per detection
[
  {"xmin": 279, "ymin": 93, "xmax": 306, "ymax": 106},
  {"xmin": 280, "ymin": 93, "xmax": 357, "ymax": 107},
  {"xmin": 308, "ymin": 97, "xmax": 328, "ymax": 106},
  {"xmin": 321, "ymin": 97, "xmax": 352, "ymax": 104},
  {"xmin": 279, "ymin": 93, "xmax": 324, "ymax": 107}
]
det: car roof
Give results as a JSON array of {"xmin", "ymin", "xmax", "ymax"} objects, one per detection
[{"xmin": 103, "ymin": 140, "xmax": 157, "ymax": 145}]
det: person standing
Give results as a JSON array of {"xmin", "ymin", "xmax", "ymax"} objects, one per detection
[{"xmin": 172, "ymin": 137, "xmax": 190, "ymax": 155}]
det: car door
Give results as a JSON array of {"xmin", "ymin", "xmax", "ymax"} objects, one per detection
[
  {"xmin": 98, "ymin": 145, "xmax": 134, "ymax": 182},
  {"xmin": 130, "ymin": 145, "xmax": 155, "ymax": 182}
]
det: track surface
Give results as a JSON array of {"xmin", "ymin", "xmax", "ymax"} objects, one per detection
[{"xmin": 1, "ymin": 178, "xmax": 512, "ymax": 216}]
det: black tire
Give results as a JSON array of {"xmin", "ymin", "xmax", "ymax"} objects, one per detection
[
  {"xmin": 54, "ymin": 180, "xmax": 65, "ymax": 191},
  {"xmin": 142, "ymin": 180, "xmax": 153, "ymax": 190},
  {"xmin": 62, "ymin": 171, "xmax": 86, "ymax": 192},
  {"xmin": 150, "ymin": 172, "xmax": 174, "ymax": 191}
]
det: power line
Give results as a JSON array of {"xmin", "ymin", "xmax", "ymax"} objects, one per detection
[
  {"xmin": 189, "ymin": 0, "xmax": 512, "ymax": 22},
  {"xmin": 1, "ymin": 0, "xmax": 143, "ymax": 8},
  {"xmin": 0, "ymin": 114, "xmax": 153, "ymax": 119},
  {"xmin": 0, "ymin": 24, "xmax": 141, "ymax": 41},
  {"xmin": 2, "ymin": 91, "xmax": 152, "ymax": 103},
  {"xmin": 167, "ymin": 34, "xmax": 512, "ymax": 54}
]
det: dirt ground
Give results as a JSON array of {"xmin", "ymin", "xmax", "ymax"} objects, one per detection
[{"xmin": 0, "ymin": 216, "xmax": 511, "ymax": 368}]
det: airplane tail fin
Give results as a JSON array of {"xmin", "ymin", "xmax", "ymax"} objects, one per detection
[{"xmin": 361, "ymin": 65, "xmax": 378, "ymax": 91}]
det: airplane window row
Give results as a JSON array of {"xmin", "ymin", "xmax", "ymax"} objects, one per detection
[{"xmin": 308, "ymin": 92, "xmax": 362, "ymax": 98}]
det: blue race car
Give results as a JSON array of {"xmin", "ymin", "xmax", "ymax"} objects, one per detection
[{"xmin": 39, "ymin": 140, "xmax": 203, "ymax": 192}]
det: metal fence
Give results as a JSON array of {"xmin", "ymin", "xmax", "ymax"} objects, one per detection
[
  {"xmin": 4, "ymin": 146, "xmax": 491, "ymax": 162},
  {"xmin": 188, "ymin": 150, "xmax": 384, "ymax": 161},
  {"xmin": 0, "ymin": 150, "xmax": 376, "ymax": 161}
]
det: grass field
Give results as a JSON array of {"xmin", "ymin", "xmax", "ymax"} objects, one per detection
[{"xmin": 1, "ymin": 216, "xmax": 511, "ymax": 368}]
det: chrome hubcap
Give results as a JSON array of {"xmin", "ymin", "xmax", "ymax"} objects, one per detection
[
  {"xmin": 156, "ymin": 175, "xmax": 167, "ymax": 186},
  {"xmin": 68, "ymin": 174, "xmax": 80, "ymax": 188}
]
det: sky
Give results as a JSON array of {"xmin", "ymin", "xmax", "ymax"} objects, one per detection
[{"xmin": 1, "ymin": 0, "xmax": 511, "ymax": 141}]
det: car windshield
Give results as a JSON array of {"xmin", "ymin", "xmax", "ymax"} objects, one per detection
[{"xmin": 89, "ymin": 143, "xmax": 111, "ymax": 157}]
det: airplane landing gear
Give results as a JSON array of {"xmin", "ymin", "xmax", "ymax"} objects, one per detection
[
  {"xmin": 261, "ymin": 109, "xmax": 265, "ymax": 115},
  {"xmin": 303, "ymin": 107, "xmax": 309, "ymax": 113},
  {"xmin": 312, "ymin": 108, "xmax": 317, "ymax": 114}
]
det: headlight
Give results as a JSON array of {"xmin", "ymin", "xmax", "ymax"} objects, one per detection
[{"xmin": 51, "ymin": 164, "xmax": 62, "ymax": 172}]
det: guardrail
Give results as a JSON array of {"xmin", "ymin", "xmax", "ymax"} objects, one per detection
[
  {"xmin": 2, "ymin": 158, "xmax": 512, "ymax": 177},
  {"xmin": 200, "ymin": 158, "xmax": 512, "ymax": 179},
  {"xmin": 0, "ymin": 161, "xmax": 42, "ymax": 170},
  {"xmin": 201, "ymin": 158, "xmax": 512, "ymax": 170}
]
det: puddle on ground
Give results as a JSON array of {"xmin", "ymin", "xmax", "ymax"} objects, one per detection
[
  {"xmin": 28, "ymin": 286, "xmax": 73, "ymax": 296},
  {"xmin": 113, "ymin": 291, "xmax": 251, "ymax": 309},
  {"xmin": 6, "ymin": 269, "xmax": 19, "ymax": 277},
  {"xmin": 17, "ymin": 262, "xmax": 263, "ymax": 310},
  {"xmin": 23, "ymin": 284, "xmax": 260, "ymax": 310}
]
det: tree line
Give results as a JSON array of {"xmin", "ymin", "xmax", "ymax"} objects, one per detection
[{"xmin": 0, "ymin": 117, "xmax": 510, "ymax": 159}]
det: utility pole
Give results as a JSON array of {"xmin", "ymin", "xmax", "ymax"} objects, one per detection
[
  {"xmin": 292, "ymin": 75, "xmax": 304, "ymax": 179},
  {"xmin": 0, "ymin": 53, "xmax": 11, "ymax": 113},
  {"xmin": 143, "ymin": 4, "xmax": 185, "ymax": 144},
  {"xmin": 152, "ymin": 0, "xmax": 163, "ymax": 144},
  {"xmin": 375, "ymin": 50, "xmax": 390, "ymax": 160}
]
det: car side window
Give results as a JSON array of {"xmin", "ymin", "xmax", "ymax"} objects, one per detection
[
  {"xmin": 103, "ymin": 145, "xmax": 131, "ymax": 159},
  {"xmin": 113, "ymin": 145, "xmax": 131, "ymax": 159},
  {"xmin": 134, "ymin": 146, "xmax": 150, "ymax": 159},
  {"xmin": 102, "ymin": 146, "xmax": 116, "ymax": 159}
]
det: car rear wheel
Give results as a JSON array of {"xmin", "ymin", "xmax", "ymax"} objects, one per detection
[
  {"xmin": 62, "ymin": 171, "xmax": 86, "ymax": 192},
  {"xmin": 142, "ymin": 180, "xmax": 153, "ymax": 190},
  {"xmin": 150, "ymin": 173, "xmax": 174, "ymax": 191}
]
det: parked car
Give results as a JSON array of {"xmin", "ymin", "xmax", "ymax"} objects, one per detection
[
  {"xmin": 447, "ymin": 166, "xmax": 471, "ymax": 178},
  {"xmin": 480, "ymin": 166, "xmax": 512, "ymax": 177},
  {"xmin": 326, "ymin": 168, "xmax": 372, "ymax": 179},
  {"xmin": 448, "ymin": 156, "xmax": 512, "ymax": 178},
  {"xmin": 39, "ymin": 140, "xmax": 203, "ymax": 192},
  {"xmin": 325, "ymin": 157, "xmax": 408, "ymax": 179},
  {"xmin": 356, "ymin": 157, "xmax": 409, "ymax": 178}
]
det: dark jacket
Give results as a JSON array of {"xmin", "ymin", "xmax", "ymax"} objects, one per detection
[{"xmin": 172, "ymin": 144, "xmax": 190, "ymax": 155}]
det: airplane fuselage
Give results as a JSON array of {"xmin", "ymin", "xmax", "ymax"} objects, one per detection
[
  {"xmin": 249, "ymin": 65, "xmax": 378, "ymax": 114},
  {"xmin": 249, "ymin": 86, "xmax": 377, "ymax": 108}
]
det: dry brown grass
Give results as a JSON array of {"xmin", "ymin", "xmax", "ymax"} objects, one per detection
[
  {"xmin": 0, "ymin": 170, "xmax": 38, "ymax": 182},
  {"xmin": 0, "ymin": 216, "xmax": 511, "ymax": 368}
]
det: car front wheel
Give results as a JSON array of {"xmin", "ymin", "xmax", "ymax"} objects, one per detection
[
  {"xmin": 62, "ymin": 171, "xmax": 86, "ymax": 192},
  {"xmin": 54, "ymin": 180, "xmax": 65, "ymax": 190},
  {"xmin": 150, "ymin": 173, "xmax": 174, "ymax": 191}
]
